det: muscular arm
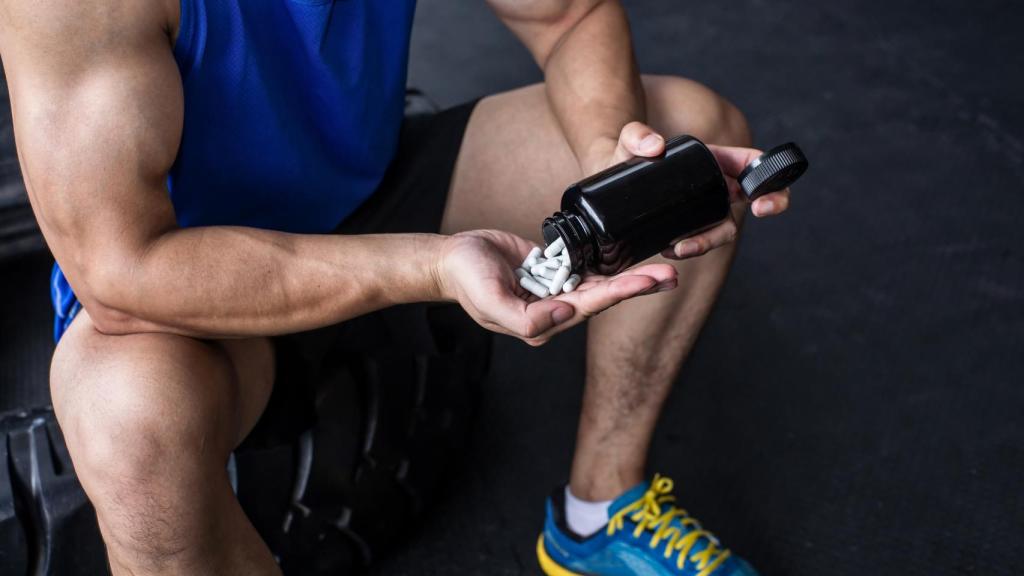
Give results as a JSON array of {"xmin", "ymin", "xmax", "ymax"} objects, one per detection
[
  {"xmin": 489, "ymin": 0, "xmax": 645, "ymax": 175},
  {"xmin": 0, "ymin": 1, "xmax": 443, "ymax": 338}
]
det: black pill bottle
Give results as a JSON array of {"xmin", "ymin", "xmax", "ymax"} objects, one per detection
[{"xmin": 542, "ymin": 136, "xmax": 806, "ymax": 275}]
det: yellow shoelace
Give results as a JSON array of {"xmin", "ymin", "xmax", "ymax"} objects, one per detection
[{"xmin": 606, "ymin": 474, "xmax": 731, "ymax": 575}]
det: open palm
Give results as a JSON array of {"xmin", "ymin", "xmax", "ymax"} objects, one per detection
[{"xmin": 438, "ymin": 230, "xmax": 677, "ymax": 346}]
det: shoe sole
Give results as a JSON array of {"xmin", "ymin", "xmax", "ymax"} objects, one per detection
[{"xmin": 536, "ymin": 534, "xmax": 588, "ymax": 576}]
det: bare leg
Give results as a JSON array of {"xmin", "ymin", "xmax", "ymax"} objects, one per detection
[
  {"xmin": 50, "ymin": 310, "xmax": 279, "ymax": 575},
  {"xmin": 443, "ymin": 75, "xmax": 752, "ymax": 499}
]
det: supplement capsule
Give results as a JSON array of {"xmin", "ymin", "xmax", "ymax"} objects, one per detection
[
  {"xmin": 522, "ymin": 246, "xmax": 543, "ymax": 269},
  {"xmin": 548, "ymin": 266, "xmax": 571, "ymax": 295},
  {"xmin": 542, "ymin": 258, "xmax": 563, "ymax": 270},
  {"xmin": 536, "ymin": 267, "xmax": 559, "ymax": 280},
  {"xmin": 543, "ymin": 237, "xmax": 565, "ymax": 259},
  {"xmin": 530, "ymin": 264, "xmax": 549, "ymax": 276},
  {"xmin": 562, "ymin": 274, "xmax": 582, "ymax": 293},
  {"xmin": 520, "ymin": 275, "xmax": 550, "ymax": 299}
]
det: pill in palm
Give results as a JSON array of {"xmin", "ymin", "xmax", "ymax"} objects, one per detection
[
  {"xmin": 520, "ymin": 274, "xmax": 550, "ymax": 298},
  {"xmin": 562, "ymin": 273, "xmax": 582, "ymax": 293},
  {"xmin": 549, "ymin": 265, "xmax": 571, "ymax": 295},
  {"xmin": 543, "ymin": 237, "xmax": 565, "ymax": 259},
  {"xmin": 516, "ymin": 239, "xmax": 582, "ymax": 299},
  {"xmin": 522, "ymin": 246, "xmax": 543, "ymax": 269},
  {"xmin": 536, "ymin": 267, "xmax": 559, "ymax": 280}
]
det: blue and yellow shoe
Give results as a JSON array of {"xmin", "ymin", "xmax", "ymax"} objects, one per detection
[{"xmin": 537, "ymin": 475, "xmax": 758, "ymax": 576}]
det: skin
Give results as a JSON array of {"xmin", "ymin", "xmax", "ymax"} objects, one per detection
[{"xmin": 0, "ymin": 0, "xmax": 791, "ymax": 573}]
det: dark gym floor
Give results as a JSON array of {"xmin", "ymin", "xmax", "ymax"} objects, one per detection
[{"xmin": 368, "ymin": 1, "xmax": 1024, "ymax": 575}]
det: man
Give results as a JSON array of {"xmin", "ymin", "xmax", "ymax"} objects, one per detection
[{"xmin": 0, "ymin": 0, "xmax": 792, "ymax": 574}]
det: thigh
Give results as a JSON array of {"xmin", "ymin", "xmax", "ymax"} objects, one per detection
[
  {"xmin": 50, "ymin": 309, "xmax": 274, "ymax": 461},
  {"xmin": 441, "ymin": 74, "xmax": 747, "ymax": 239}
]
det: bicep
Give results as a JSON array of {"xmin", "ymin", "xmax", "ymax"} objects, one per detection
[{"xmin": 1, "ymin": 3, "xmax": 182, "ymax": 307}]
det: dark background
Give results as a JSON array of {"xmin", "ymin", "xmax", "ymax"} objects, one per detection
[
  {"xmin": 2, "ymin": 0, "xmax": 1022, "ymax": 575},
  {"xmin": 376, "ymin": 1, "xmax": 1024, "ymax": 574}
]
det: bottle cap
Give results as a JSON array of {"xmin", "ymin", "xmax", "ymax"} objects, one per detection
[{"xmin": 737, "ymin": 142, "xmax": 808, "ymax": 200}]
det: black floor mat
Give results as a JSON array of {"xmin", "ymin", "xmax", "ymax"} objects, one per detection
[{"xmin": 369, "ymin": 1, "xmax": 1024, "ymax": 574}]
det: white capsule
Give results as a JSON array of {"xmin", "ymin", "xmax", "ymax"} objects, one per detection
[
  {"xmin": 562, "ymin": 273, "xmax": 582, "ymax": 293},
  {"xmin": 521, "ymin": 247, "xmax": 543, "ymax": 269},
  {"xmin": 520, "ymin": 275, "xmax": 550, "ymax": 299},
  {"xmin": 560, "ymin": 253, "xmax": 572, "ymax": 267},
  {"xmin": 514, "ymin": 267, "xmax": 530, "ymax": 280},
  {"xmin": 542, "ymin": 258, "xmax": 562, "ymax": 270},
  {"xmin": 548, "ymin": 266, "xmax": 571, "ymax": 295},
  {"xmin": 530, "ymin": 264, "xmax": 549, "ymax": 276},
  {"xmin": 543, "ymin": 237, "xmax": 566, "ymax": 259},
  {"xmin": 535, "ymin": 267, "xmax": 558, "ymax": 280},
  {"xmin": 535, "ymin": 276, "xmax": 555, "ymax": 290}
]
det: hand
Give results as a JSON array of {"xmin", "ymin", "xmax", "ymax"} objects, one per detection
[
  {"xmin": 588, "ymin": 122, "xmax": 795, "ymax": 261},
  {"xmin": 436, "ymin": 230, "xmax": 677, "ymax": 346}
]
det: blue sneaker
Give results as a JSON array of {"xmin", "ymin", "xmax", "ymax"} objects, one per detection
[{"xmin": 537, "ymin": 475, "xmax": 758, "ymax": 576}]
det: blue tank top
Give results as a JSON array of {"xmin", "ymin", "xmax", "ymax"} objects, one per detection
[{"xmin": 51, "ymin": 0, "xmax": 417, "ymax": 341}]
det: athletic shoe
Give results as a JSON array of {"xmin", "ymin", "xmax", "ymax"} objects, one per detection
[{"xmin": 537, "ymin": 474, "xmax": 758, "ymax": 576}]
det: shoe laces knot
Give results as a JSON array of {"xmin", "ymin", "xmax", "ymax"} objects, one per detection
[{"xmin": 606, "ymin": 474, "xmax": 731, "ymax": 575}]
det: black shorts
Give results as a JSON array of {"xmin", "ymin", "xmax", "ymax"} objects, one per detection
[{"xmin": 239, "ymin": 100, "xmax": 478, "ymax": 450}]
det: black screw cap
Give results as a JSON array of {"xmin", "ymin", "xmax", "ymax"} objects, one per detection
[{"xmin": 737, "ymin": 142, "xmax": 808, "ymax": 200}]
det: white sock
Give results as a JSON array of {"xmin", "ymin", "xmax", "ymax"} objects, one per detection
[{"xmin": 564, "ymin": 486, "xmax": 613, "ymax": 538}]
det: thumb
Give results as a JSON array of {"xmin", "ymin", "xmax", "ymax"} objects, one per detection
[
  {"xmin": 520, "ymin": 298, "xmax": 576, "ymax": 340},
  {"xmin": 485, "ymin": 287, "xmax": 575, "ymax": 341},
  {"xmin": 612, "ymin": 121, "xmax": 665, "ymax": 164}
]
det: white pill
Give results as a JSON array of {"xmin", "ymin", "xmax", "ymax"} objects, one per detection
[
  {"xmin": 535, "ymin": 276, "xmax": 555, "ymax": 290},
  {"xmin": 548, "ymin": 266, "xmax": 571, "ymax": 295},
  {"xmin": 562, "ymin": 273, "xmax": 582, "ymax": 293},
  {"xmin": 520, "ymin": 275, "xmax": 550, "ymax": 298},
  {"xmin": 560, "ymin": 253, "xmax": 572, "ymax": 267},
  {"xmin": 535, "ymin": 267, "xmax": 558, "ymax": 280},
  {"xmin": 542, "ymin": 258, "xmax": 562, "ymax": 270},
  {"xmin": 522, "ymin": 247, "xmax": 543, "ymax": 269},
  {"xmin": 543, "ymin": 237, "xmax": 566, "ymax": 259},
  {"xmin": 530, "ymin": 264, "xmax": 549, "ymax": 276},
  {"xmin": 514, "ymin": 267, "xmax": 530, "ymax": 280}
]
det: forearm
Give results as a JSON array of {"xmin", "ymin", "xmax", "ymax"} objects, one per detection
[
  {"xmin": 89, "ymin": 227, "xmax": 446, "ymax": 338},
  {"xmin": 543, "ymin": 0, "xmax": 645, "ymax": 174}
]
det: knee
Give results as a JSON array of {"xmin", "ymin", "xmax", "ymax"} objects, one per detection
[
  {"xmin": 644, "ymin": 75, "xmax": 752, "ymax": 148},
  {"xmin": 52, "ymin": 378, "xmax": 186, "ymax": 560},
  {"xmin": 50, "ymin": 323, "xmax": 238, "ymax": 558}
]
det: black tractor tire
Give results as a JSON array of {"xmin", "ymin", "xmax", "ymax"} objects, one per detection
[{"xmin": 0, "ymin": 303, "xmax": 489, "ymax": 575}]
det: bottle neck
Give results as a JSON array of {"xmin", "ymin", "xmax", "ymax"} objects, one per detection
[{"xmin": 542, "ymin": 209, "xmax": 593, "ymax": 274}]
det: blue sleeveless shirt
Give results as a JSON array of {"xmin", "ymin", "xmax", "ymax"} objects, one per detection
[{"xmin": 51, "ymin": 0, "xmax": 417, "ymax": 340}]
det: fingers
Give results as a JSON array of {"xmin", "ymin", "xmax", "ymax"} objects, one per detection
[
  {"xmin": 483, "ymin": 285, "xmax": 575, "ymax": 344},
  {"xmin": 661, "ymin": 217, "xmax": 739, "ymax": 260},
  {"xmin": 611, "ymin": 121, "xmax": 665, "ymax": 165},
  {"xmin": 708, "ymin": 144, "xmax": 795, "ymax": 218},
  {"xmin": 707, "ymin": 144, "xmax": 763, "ymax": 178},
  {"xmin": 751, "ymin": 189, "xmax": 790, "ymax": 217},
  {"xmin": 549, "ymin": 273, "xmax": 658, "ymax": 327},
  {"xmin": 506, "ymin": 264, "xmax": 676, "ymax": 346}
]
